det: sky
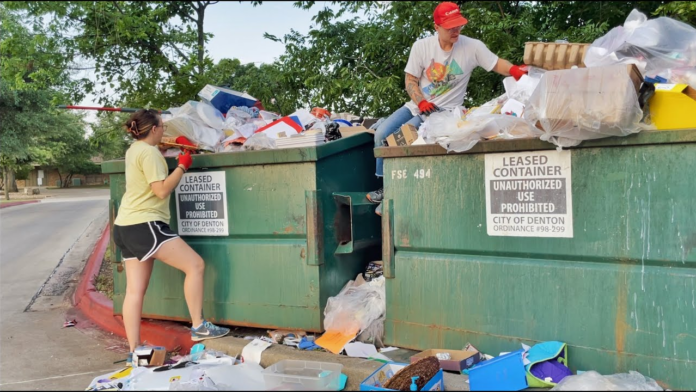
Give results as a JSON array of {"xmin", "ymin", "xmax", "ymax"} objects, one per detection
[{"xmin": 77, "ymin": 1, "xmax": 367, "ymax": 122}]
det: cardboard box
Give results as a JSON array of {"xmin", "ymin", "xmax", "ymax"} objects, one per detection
[
  {"xmin": 360, "ymin": 363, "xmax": 445, "ymax": 391},
  {"xmin": 339, "ymin": 125, "xmax": 374, "ymax": 138},
  {"xmin": 385, "ymin": 124, "xmax": 419, "ymax": 147},
  {"xmin": 197, "ymin": 84, "xmax": 258, "ymax": 114},
  {"xmin": 534, "ymin": 64, "xmax": 643, "ymax": 129},
  {"xmin": 648, "ymin": 83, "xmax": 696, "ymax": 130},
  {"xmin": 132, "ymin": 345, "xmax": 166, "ymax": 368},
  {"xmin": 523, "ymin": 42, "xmax": 590, "ymax": 70},
  {"xmin": 410, "ymin": 349, "xmax": 481, "ymax": 372}
]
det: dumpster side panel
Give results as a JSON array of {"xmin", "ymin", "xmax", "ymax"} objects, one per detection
[
  {"xmin": 113, "ymin": 163, "xmax": 322, "ymax": 331},
  {"xmin": 383, "ymin": 142, "xmax": 696, "ymax": 389}
]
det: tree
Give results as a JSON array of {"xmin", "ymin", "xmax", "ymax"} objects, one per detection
[
  {"xmin": 270, "ymin": 1, "xmax": 668, "ymax": 116},
  {"xmin": 88, "ymin": 113, "xmax": 132, "ymax": 161}
]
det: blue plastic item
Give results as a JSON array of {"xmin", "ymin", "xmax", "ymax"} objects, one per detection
[
  {"xmin": 190, "ymin": 343, "xmax": 205, "ymax": 361},
  {"xmin": 334, "ymin": 119, "xmax": 353, "ymax": 127},
  {"xmin": 410, "ymin": 376, "xmax": 420, "ymax": 391},
  {"xmin": 468, "ymin": 349, "xmax": 528, "ymax": 391}
]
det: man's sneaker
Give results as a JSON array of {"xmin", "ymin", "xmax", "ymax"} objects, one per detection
[
  {"xmin": 191, "ymin": 320, "xmax": 230, "ymax": 342},
  {"xmin": 375, "ymin": 202, "xmax": 383, "ymax": 216},
  {"xmin": 367, "ymin": 188, "xmax": 383, "ymax": 203}
]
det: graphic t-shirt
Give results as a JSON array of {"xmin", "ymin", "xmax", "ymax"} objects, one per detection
[{"xmin": 404, "ymin": 35, "xmax": 499, "ymax": 115}]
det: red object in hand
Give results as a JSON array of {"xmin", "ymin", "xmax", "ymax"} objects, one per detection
[
  {"xmin": 175, "ymin": 136, "xmax": 197, "ymax": 152},
  {"xmin": 177, "ymin": 150, "xmax": 193, "ymax": 171},
  {"xmin": 509, "ymin": 65, "xmax": 529, "ymax": 81},
  {"xmin": 418, "ymin": 100, "xmax": 440, "ymax": 116}
]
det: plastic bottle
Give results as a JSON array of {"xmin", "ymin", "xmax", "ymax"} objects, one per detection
[{"xmin": 410, "ymin": 376, "xmax": 420, "ymax": 391}]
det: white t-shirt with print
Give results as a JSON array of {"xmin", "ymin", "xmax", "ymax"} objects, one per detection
[{"xmin": 403, "ymin": 35, "xmax": 499, "ymax": 116}]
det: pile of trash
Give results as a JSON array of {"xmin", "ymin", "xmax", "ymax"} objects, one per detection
[
  {"xmin": 159, "ymin": 86, "xmax": 368, "ymax": 156},
  {"xmin": 415, "ymin": 9, "xmax": 696, "ymax": 151}
]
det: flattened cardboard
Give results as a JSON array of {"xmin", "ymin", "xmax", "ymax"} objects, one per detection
[{"xmin": 386, "ymin": 124, "xmax": 418, "ymax": 147}]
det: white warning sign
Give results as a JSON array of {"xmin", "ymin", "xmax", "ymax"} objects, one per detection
[
  {"xmin": 485, "ymin": 150, "xmax": 573, "ymax": 238},
  {"xmin": 175, "ymin": 171, "xmax": 229, "ymax": 236}
]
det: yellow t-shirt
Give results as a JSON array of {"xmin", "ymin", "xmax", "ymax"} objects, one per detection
[{"xmin": 114, "ymin": 141, "xmax": 170, "ymax": 226}]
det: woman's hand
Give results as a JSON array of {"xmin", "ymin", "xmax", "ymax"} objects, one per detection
[{"xmin": 178, "ymin": 150, "xmax": 193, "ymax": 171}]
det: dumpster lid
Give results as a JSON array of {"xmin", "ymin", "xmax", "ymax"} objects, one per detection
[
  {"xmin": 373, "ymin": 129, "xmax": 696, "ymax": 159},
  {"xmin": 102, "ymin": 132, "xmax": 373, "ymax": 174}
]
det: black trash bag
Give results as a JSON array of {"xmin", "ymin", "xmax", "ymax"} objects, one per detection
[{"xmin": 325, "ymin": 121, "xmax": 343, "ymax": 142}]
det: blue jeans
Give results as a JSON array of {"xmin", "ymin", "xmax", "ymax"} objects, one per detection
[{"xmin": 374, "ymin": 106, "xmax": 423, "ymax": 177}]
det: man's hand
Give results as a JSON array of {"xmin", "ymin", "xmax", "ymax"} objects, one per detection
[
  {"xmin": 418, "ymin": 100, "xmax": 440, "ymax": 116},
  {"xmin": 509, "ymin": 65, "xmax": 529, "ymax": 81}
]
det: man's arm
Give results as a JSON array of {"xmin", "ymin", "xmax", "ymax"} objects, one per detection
[
  {"xmin": 405, "ymin": 73, "xmax": 425, "ymax": 104},
  {"xmin": 492, "ymin": 58, "xmax": 514, "ymax": 76}
]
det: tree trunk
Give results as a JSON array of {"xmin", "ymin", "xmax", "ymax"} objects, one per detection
[
  {"xmin": 2, "ymin": 168, "xmax": 8, "ymax": 200},
  {"xmin": 57, "ymin": 171, "xmax": 64, "ymax": 188},
  {"xmin": 196, "ymin": 3, "xmax": 206, "ymax": 76},
  {"xmin": 7, "ymin": 169, "xmax": 17, "ymax": 193},
  {"xmin": 64, "ymin": 173, "xmax": 73, "ymax": 188}
]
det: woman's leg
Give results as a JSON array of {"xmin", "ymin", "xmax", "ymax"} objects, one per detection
[
  {"xmin": 152, "ymin": 237, "xmax": 205, "ymax": 328},
  {"xmin": 123, "ymin": 257, "xmax": 154, "ymax": 352}
]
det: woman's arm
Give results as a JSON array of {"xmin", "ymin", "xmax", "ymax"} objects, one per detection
[{"xmin": 151, "ymin": 152, "xmax": 192, "ymax": 199}]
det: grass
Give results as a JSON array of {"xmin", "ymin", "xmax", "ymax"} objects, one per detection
[{"xmin": 93, "ymin": 248, "xmax": 115, "ymax": 301}]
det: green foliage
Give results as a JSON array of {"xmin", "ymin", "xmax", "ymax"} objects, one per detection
[{"xmin": 655, "ymin": 1, "xmax": 696, "ymax": 24}]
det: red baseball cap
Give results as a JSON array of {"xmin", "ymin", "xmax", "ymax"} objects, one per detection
[{"xmin": 433, "ymin": 2, "xmax": 468, "ymax": 29}]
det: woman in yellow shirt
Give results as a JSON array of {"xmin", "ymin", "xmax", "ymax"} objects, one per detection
[{"xmin": 113, "ymin": 109, "xmax": 229, "ymax": 366}]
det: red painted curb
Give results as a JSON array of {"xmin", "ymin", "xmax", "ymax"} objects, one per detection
[
  {"xmin": 74, "ymin": 224, "xmax": 194, "ymax": 353},
  {"xmin": 0, "ymin": 200, "xmax": 40, "ymax": 209}
]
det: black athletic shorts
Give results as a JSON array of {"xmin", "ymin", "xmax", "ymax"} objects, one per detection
[{"xmin": 113, "ymin": 221, "xmax": 179, "ymax": 261}]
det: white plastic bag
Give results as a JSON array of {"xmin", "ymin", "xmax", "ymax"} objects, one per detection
[
  {"xmin": 164, "ymin": 116, "xmax": 225, "ymax": 152},
  {"xmin": 584, "ymin": 9, "xmax": 696, "ymax": 74},
  {"xmin": 524, "ymin": 64, "xmax": 648, "ymax": 147},
  {"xmin": 550, "ymin": 371, "xmax": 662, "ymax": 391},
  {"xmin": 323, "ymin": 276, "xmax": 386, "ymax": 336}
]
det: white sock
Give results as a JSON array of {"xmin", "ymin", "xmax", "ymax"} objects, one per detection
[{"xmin": 193, "ymin": 322, "xmax": 203, "ymax": 330}]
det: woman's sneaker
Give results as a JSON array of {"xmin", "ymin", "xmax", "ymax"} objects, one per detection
[
  {"xmin": 367, "ymin": 188, "xmax": 383, "ymax": 203},
  {"xmin": 191, "ymin": 320, "xmax": 230, "ymax": 342}
]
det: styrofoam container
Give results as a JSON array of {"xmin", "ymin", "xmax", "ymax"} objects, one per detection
[{"xmin": 262, "ymin": 360, "xmax": 343, "ymax": 391}]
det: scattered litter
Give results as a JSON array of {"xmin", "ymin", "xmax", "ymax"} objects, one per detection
[
  {"xmin": 262, "ymin": 360, "xmax": 344, "ymax": 391},
  {"xmin": 550, "ymin": 370, "xmax": 663, "ymax": 391},
  {"xmin": 63, "ymin": 319, "xmax": 77, "ymax": 328},
  {"xmin": 344, "ymin": 342, "xmax": 390, "ymax": 362},
  {"xmin": 380, "ymin": 347, "xmax": 399, "ymax": 353},
  {"xmin": 241, "ymin": 338, "xmax": 272, "ymax": 365}
]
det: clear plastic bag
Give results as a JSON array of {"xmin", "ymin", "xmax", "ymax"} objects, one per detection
[
  {"xmin": 323, "ymin": 276, "xmax": 386, "ymax": 336},
  {"xmin": 242, "ymin": 133, "xmax": 276, "ymax": 151},
  {"xmin": 584, "ymin": 9, "xmax": 696, "ymax": 74},
  {"xmin": 524, "ymin": 64, "xmax": 648, "ymax": 147},
  {"xmin": 550, "ymin": 371, "xmax": 663, "ymax": 391}
]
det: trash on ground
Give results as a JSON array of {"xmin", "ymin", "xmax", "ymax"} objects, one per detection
[
  {"xmin": 468, "ymin": 349, "xmax": 528, "ymax": 391},
  {"xmin": 241, "ymin": 338, "xmax": 272, "ymax": 365},
  {"xmin": 344, "ymin": 342, "xmax": 390, "ymax": 362},
  {"xmin": 411, "ymin": 349, "xmax": 480, "ymax": 372},
  {"xmin": 550, "ymin": 370, "xmax": 663, "ymax": 391},
  {"xmin": 62, "ymin": 319, "xmax": 77, "ymax": 328},
  {"xmin": 361, "ymin": 357, "xmax": 444, "ymax": 391},
  {"xmin": 524, "ymin": 341, "xmax": 571, "ymax": 388},
  {"xmin": 261, "ymin": 360, "xmax": 343, "ymax": 391},
  {"xmin": 268, "ymin": 330, "xmax": 308, "ymax": 344},
  {"xmin": 133, "ymin": 345, "xmax": 167, "ymax": 368}
]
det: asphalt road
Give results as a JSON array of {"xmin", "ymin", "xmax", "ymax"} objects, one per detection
[{"xmin": 0, "ymin": 189, "xmax": 127, "ymax": 390}]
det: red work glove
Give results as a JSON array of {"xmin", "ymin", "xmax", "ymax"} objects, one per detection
[
  {"xmin": 509, "ymin": 65, "xmax": 529, "ymax": 81},
  {"xmin": 177, "ymin": 150, "xmax": 192, "ymax": 171},
  {"xmin": 417, "ymin": 100, "xmax": 440, "ymax": 116},
  {"xmin": 175, "ymin": 136, "xmax": 197, "ymax": 153}
]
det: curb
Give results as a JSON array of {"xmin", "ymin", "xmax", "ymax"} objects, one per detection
[
  {"xmin": 73, "ymin": 224, "xmax": 194, "ymax": 353},
  {"xmin": 0, "ymin": 200, "xmax": 40, "ymax": 209}
]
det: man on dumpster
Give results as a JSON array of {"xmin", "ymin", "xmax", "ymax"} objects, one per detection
[{"xmin": 368, "ymin": 2, "xmax": 528, "ymax": 215}]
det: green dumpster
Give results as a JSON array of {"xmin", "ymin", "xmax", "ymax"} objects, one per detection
[
  {"xmin": 376, "ymin": 129, "xmax": 696, "ymax": 390},
  {"xmin": 102, "ymin": 132, "xmax": 381, "ymax": 332}
]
